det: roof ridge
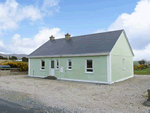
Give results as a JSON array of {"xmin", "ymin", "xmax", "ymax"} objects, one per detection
[
  {"xmin": 51, "ymin": 29, "xmax": 124, "ymax": 40},
  {"xmin": 71, "ymin": 29, "xmax": 124, "ymax": 38}
]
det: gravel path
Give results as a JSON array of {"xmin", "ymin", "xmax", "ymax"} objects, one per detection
[
  {"xmin": 0, "ymin": 90, "xmax": 71, "ymax": 113},
  {"xmin": 0, "ymin": 75, "xmax": 150, "ymax": 113}
]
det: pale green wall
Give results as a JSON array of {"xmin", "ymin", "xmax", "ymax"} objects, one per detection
[
  {"xmin": 110, "ymin": 32, "xmax": 133, "ymax": 82},
  {"xmin": 30, "ymin": 56, "xmax": 108, "ymax": 82}
]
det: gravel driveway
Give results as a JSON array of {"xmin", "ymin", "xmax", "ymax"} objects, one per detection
[{"xmin": 0, "ymin": 75, "xmax": 150, "ymax": 113}]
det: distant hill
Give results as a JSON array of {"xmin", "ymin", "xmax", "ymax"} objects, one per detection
[{"xmin": 0, "ymin": 53, "xmax": 28, "ymax": 59}]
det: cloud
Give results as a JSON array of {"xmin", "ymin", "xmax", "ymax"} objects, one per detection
[
  {"xmin": 0, "ymin": 0, "xmax": 60, "ymax": 35},
  {"xmin": 95, "ymin": 0, "xmax": 150, "ymax": 61},
  {"xmin": 133, "ymin": 44, "xmax": 150, "ymax": 61},
  {"xmin": 41, "ymin": 0, "xmax": 60, "ymax": 15},
  {"xmin": 94, "ymin": 29, "xmax": 106, "ymax": 33},
  {"xmin": 108, "ymin": 0, "xmax": 150, "ymax": 51},
  {"xmin": 3, "ymin": 28, "xmax": 65, "ymax": 54}
]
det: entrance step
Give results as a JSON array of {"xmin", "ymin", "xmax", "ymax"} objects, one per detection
[{"xmin": 44, "ymin": 76, "xmax": 57, "ymax": 80}]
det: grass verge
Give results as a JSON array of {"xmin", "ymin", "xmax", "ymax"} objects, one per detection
[{"xmin": 134, "ymin": 68, "xmax": 150, "ymax": 75}]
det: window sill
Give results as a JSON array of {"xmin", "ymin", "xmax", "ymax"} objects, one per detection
[
  {"xmin": 40, "ymin": 69, "xmax": 45, "ymax": 71},
  {"xmin": 85, "ymin": 72, "xmax": 93, "ymax": 74},
  {"xmin": 55, "ymin": 68, "xmax": 59, "ymax": 70},
  {"xmin": 67, "ymin": 69, "xmax": 72, "ymax": 70}
]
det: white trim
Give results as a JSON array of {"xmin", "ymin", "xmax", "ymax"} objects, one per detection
[
  {"xmin": 28, "ymin": 58, "xmax": 30, "ymax": 76},
  {"xmin": 28, "ymin": 75, "xmax": 46, "ymax": 78},
  {"xmin": 40, "ymin": 59, "xmax": 45, "ymax": 71},
  {"xmin": 56, "ymin": 59, "xmax": 59, "ymax": 70},
  {"xmin": 109, "ymin": 30, "xmax": 134, "ymax": 56},
  {"xmin": 85, "ymin": 72, "xmax": 93, "ymax": 74},
  {"xmin": 28, "ymin": 52, "xmax": 109, "ymax": 58},
  {"xmin": 132, "ymin": 57, "xmax": 134, "ymax": 76},
  {"xmin": 49, "ymin": 60, "xmax": 50, "ymax": 75},
  {"xmin": 107, "ymin": 54, "xmax": 111, "ymax": 83},
  {"xmin": 122, "ymin": 30, "xmax": 134, "ymax": 56},
  {"xmin": 109, "ymin": 31, "xmax": 123, "ymax": 54},
  {"xmin": 49, "ymin": 59, "xmax": 55, "ymax": 76},
  {"xmin": 85, "ymin": 59, "xmax": 93, "ymax": 73},
  {"xmin": 67, "ymin": 59, "xmax": 72, "ymax": 70},
  {"xmin": 58, "ymin": 78, "xmax": 111, "ymax": 84},
  {"xmin": 114, "ymin": 75, "xmax": 134, "ymax": 83}
]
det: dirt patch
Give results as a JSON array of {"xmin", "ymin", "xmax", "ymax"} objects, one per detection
[{"xmin": 0, "ymin": 75, "xmax": 150, "ymax": 112}]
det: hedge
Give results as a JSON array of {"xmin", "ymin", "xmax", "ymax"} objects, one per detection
[{"xmin": 2, "ymin": 62, "xmax": 28, "ymax": 71}]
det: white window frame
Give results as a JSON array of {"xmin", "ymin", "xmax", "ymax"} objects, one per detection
[
  {"xmin": 123, "ymin": 58, "xmax": 125, "ymax": 70},
  {"xmin": 67, "ymin": 59, "xmax": 72, "ymax": 70},
  {"xmin": 56, "ymin": 59, "xmax": 59, "ymax": 70},
  {"xmin": 85, "ymin": 59, "xmax": 93, "ymax": 73},
  {"xmin": 40, "ymin": 59, "xmax": 45, "ymax": 71}
]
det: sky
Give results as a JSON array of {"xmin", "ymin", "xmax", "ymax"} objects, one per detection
[{"xmin": 0, "ymin": 0, "xmax": 149, "ymax": 61}]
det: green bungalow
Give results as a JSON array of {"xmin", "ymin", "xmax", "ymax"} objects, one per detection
[{"xmin": 28, "ymin": 29, "xmax": 134, "ymax": 84}]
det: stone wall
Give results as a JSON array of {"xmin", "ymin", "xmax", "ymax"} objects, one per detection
[
  {"xmin": 0, "ymin": 70, "xmax": 10, "ymax": 76},
  {"xmin": 0, "ymin": 70, "xmax": 28, "ymax": 76}
]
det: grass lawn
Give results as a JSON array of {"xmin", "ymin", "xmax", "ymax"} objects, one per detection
[{"xmin": 134, "ymin": 68, "xmax": 150, "ymax": 75}]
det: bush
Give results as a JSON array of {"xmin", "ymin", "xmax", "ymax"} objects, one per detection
[
  {"xmin": 138, "ymin": 59, "xmax": 146, "ymax": 65},
  {"xmin": 134, "ymin": 66, "xmax": 137, "ymax": 70},
  {"xmin": 22, "ymin": 57, "xmax": 28, "ymax": 62},
  {"xmin": 2, "ymin": 62, "xmax": 28, "ymax": 71},
  {"xmin": 137, "ymin": 64, "xmax": 148, "ymax": 70}
]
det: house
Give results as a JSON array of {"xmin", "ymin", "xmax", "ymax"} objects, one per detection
[{"xmin": 28, "ymin": 29, "xmax": 134, "ymax": 84}]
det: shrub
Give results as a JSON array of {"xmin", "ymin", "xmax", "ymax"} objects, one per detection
[
  {"xmin": 22, "ymin": 57, "xmax": 28, "ymax": 62},
  {"xmin": 137, "ymin": 64, "xmax": 148, "ymax": 70},
  {"xmin": 1, "ymin": 63, "xmax": 8, "ymax": 65},
  {"xmin": 2, "ymin": 62, "xmax": 28, "ymax": 71},
  {"xmin": 134, "ymin": 66, "xmax": 137, "ymax": 70},
  {"xmin": 138, "ymin": 59, "xmax": 146, "ymax": 65}
]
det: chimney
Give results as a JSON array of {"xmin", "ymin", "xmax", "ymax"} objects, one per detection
[
  {"xmin": 65, "ymin": 33, "xmax": 71, "ymax": 40},
  {"xmin": 50, "ymin": 35, "xmax": 55, "ymax": 40}
]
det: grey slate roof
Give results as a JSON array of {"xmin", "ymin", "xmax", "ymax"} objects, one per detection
[{"xmin": 29, "ymin": 30, "xmax": 124, "ymax": 57}]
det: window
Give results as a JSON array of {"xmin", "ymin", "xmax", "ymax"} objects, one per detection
[
  {"xmin": 56, "ymin": 59, "xmax": 59, "ymax": 69},
  {"xmin": 51, "ymin": 60, "xmax": 54, "ymax": 68},
  {"xmin": 67, "ymin": 59, "xmax": 72, "ymax": 70},
  {"xmin": 123, "ymin": 58, "xmax": 125, "ymax": 69},
  {"xmin": 41, "ymin": 60, "xmax": 45, "ymax": 70},
  {"xmin": 86, "ymin": 59, "xmax": 93, "ymax": 73}
]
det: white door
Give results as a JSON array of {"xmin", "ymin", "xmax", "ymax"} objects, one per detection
[{"xmin": 50, "ymin": 60, "xmax": 55, "ymax": 76}]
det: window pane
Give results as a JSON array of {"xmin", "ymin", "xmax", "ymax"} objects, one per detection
[
  {"xmin": 42, "ymin": 60, "xmax": 45, "ymax": 66},
  {"xmin": 69, "ymin": 60, "xmax": 71, "ymax": 66},
  {"xmin": 87, "ymin": 60, "xmax": 92, "ymax": 68},
  {"xmin": 87, "ymin": 69, "xmax": 93, "ymax": 72},
  {"xmin": 69, "ymin": 67, "xmax": 72, "ymax": 69},
  {"xmin": 51, "ymin": 60, "xmax": 54, "ymax": 68}
]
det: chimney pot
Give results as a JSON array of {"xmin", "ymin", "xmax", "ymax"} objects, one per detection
[
  {"xmin": 65, "ymin": 33, "xmax": 71, "ymax": 40},
  {"xmin": 50, "ymin": 35, "xmax": 55, "ymax": 40}
]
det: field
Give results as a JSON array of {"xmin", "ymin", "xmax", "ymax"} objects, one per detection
[
  {"xmin": 0, "ymin": 60, "xmax": 14, "ymax": 64},
  {"xmin": 134, "ymin": 68, "xmax": 150, "ymax": 75}
]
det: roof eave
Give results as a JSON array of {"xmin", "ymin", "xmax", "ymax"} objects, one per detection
[{"xmin": 28, "ymin": 52, "xmax": 110, "ymax": 58}]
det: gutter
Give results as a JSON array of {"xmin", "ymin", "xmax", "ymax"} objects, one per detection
[{"xmin": 28, "ymin": 52, "xmax": 109, "ymax": 58}]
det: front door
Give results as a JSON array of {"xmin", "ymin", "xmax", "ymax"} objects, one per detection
[{"xmin": 50, "ymin": 60, "xmax": 55, "ymax": 76}]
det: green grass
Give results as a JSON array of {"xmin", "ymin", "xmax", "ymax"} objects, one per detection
[{"xmin": 134, "ymin": 68, "xmax": 150, "ymax": 75}]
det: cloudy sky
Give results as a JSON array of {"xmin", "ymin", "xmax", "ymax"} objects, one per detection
[{"xmin": 0, "ymin": 0, "xmax": 149, "ymax": 61}]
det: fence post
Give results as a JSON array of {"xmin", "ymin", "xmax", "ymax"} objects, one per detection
[{"xmin": 147, "ymin": 89, "xmax": 150, "ymax": 101}]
